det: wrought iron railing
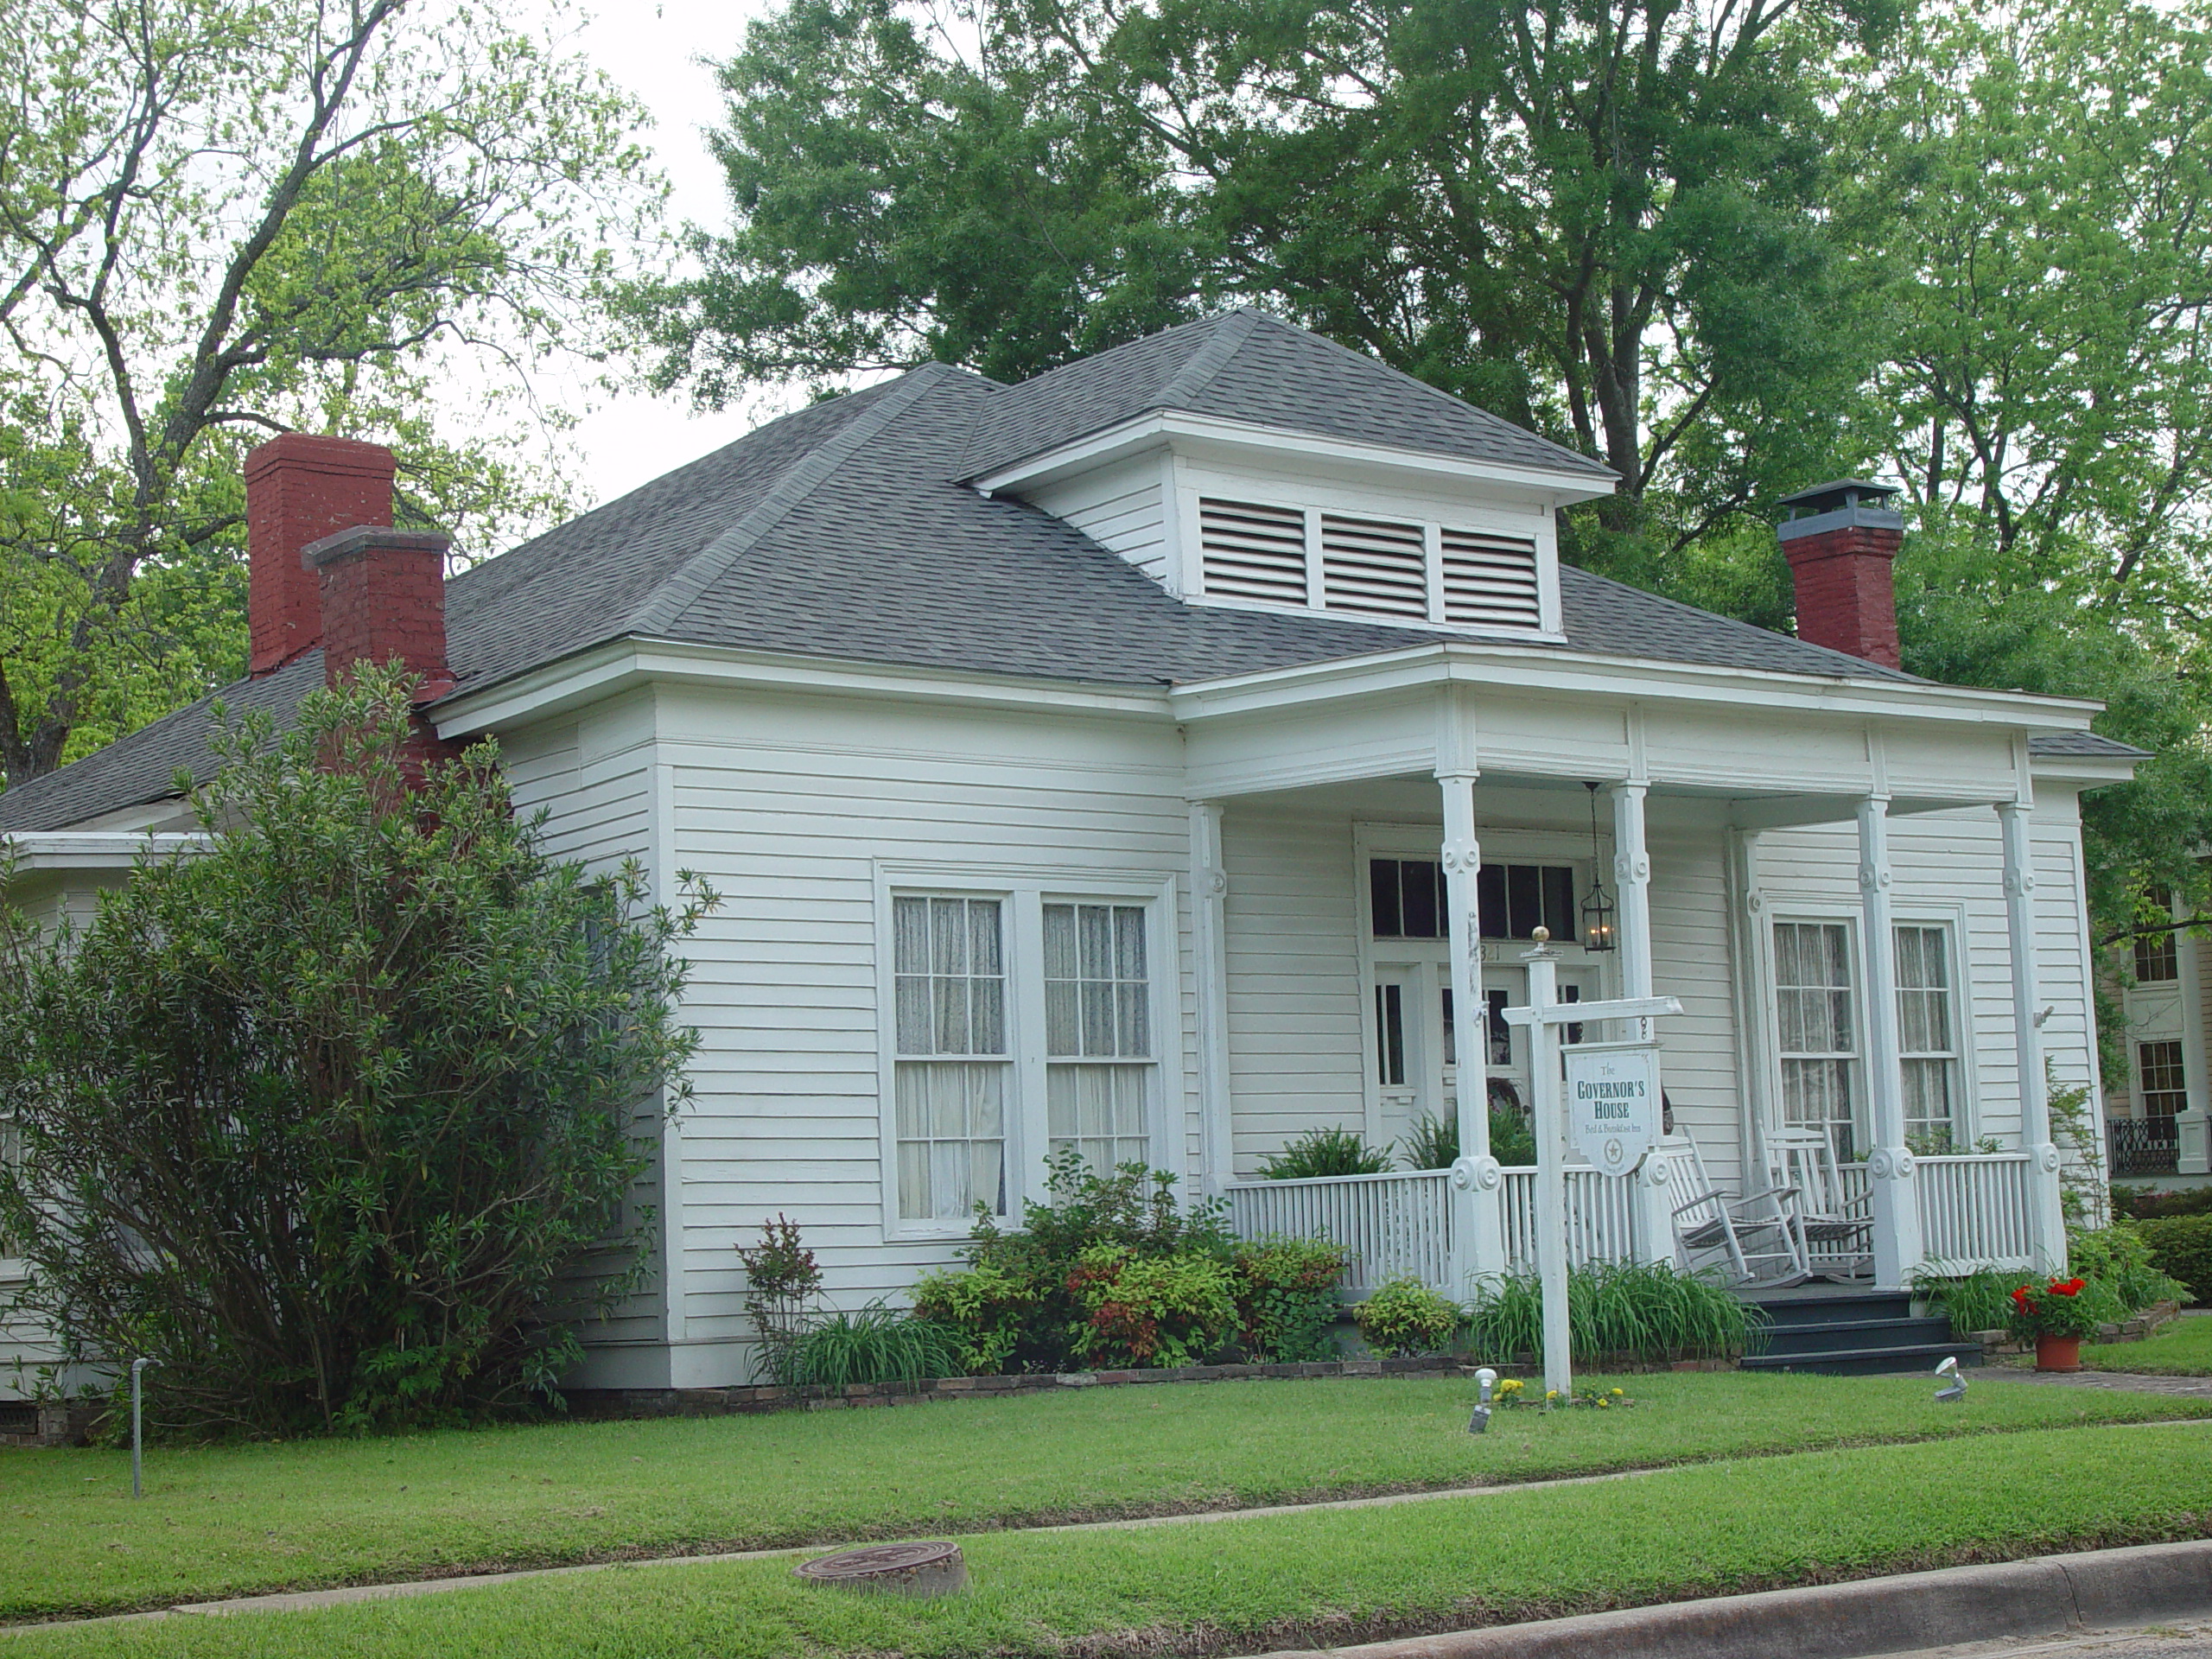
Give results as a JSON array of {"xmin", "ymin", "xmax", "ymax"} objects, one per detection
[{"xmin": 2109, "ymin": 1116, "xmax": 2179, "ymax": 1178}]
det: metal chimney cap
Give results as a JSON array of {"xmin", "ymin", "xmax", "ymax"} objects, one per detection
[{"xmin": 1777, "ymin": 479, "xmax": 1902, "ymax": 520}]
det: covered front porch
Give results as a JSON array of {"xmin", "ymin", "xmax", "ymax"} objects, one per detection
[{"xmin": 1175, "ymin": 669, "xmax": 2089, "ymax": 1297}]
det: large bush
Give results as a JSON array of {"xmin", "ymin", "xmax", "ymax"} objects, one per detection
[
  {"xmin": 0, "ymin": 670, "xmax": 710, "ymax": 1436},
  {"xmin": 2134, "ymin": 1216, "xmax": 2212, "ymax": 1305}
]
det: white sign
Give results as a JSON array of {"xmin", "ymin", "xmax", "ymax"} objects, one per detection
[{"xmin": 1563, "ymin": 1040, "xmax": 1662, "ymax": 1177}]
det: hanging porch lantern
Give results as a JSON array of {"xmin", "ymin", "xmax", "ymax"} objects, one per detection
[{"xmin": 1581, "ymin": 781, "xmax": 1618, "ymax": 952}]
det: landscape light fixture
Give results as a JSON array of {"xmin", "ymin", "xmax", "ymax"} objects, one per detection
[
  {"xmin": 1934, "ymin": 1356, "xmax": 1967, "ymax": 1403},
  {"xmin": 1469, "ymin": 1366, "xmax": 1498, "ymax": 1434},
  {"xmin": 1580, "ymin": 783, "xmax": 1617, "ymax": 952}
]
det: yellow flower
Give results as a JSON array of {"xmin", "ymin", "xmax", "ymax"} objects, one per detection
[{"xmin": 1610, "ymin": 1388, "xmax": 1624, "ymax": 1397}]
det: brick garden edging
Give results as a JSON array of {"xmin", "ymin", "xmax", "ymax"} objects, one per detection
[{"xmin": 1965, "ymin": 1298, "xmax": 2181, "ymax": 1360}]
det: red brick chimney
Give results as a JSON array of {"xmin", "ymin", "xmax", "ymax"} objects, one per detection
[
  {"xmin": 1777, "ymin": 479, "xmax": 1905, "ymax": 670},
  {"xmin": 302, "ymin": 526, "xmax": 456, "ymax": 702},
  {"xmin": 245, "ymin": 435, "xmax": 396, "ymax": 676}
]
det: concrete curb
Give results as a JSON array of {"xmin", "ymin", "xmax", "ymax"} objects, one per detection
[{"xmin": 1255, "ymin": 1539, "xmax": 2212, "ymax": 1659}]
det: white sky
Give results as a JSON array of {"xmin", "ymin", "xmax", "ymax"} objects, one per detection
[{"xmin": 558, "ymin": 0, "xmax": 791, "ymax": 502}]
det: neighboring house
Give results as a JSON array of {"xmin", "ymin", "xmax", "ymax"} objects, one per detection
[
  {"xmin": 0, "ymin": 310, "xmax": 2146, "ymax": 1394},
  {"xmin": 2107, "ymin": 883, "xmax": 2212, "ymax": 1186}
]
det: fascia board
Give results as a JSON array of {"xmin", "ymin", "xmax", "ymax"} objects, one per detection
[
  {"xmin": 973, "ymin": 410, "xmax": 1615, "ymax": 507},
  {"xmin": 0, "ymin": 832, "xmax": 207, "ymax": 871},
  {"xmin": 2029, "ymin": 755, "xmax": 2143, "ymax": 789},
  {"xmin": 1168, "ymin": 643, "xmax": 2108, "ymax": 732},
  {"xmin": 430, "ymin": 638, "xmax": 1175, "ymax": 738}
]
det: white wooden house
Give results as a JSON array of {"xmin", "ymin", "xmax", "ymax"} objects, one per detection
[
  {"xmin": 2107, "ymin": 886, "xmax": 2212, "ymax": 1185},
  {"xmin": 0, "ymin": 311, "xmax": 2144, "ymax": 1392}
]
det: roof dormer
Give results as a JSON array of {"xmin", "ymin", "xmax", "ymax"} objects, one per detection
[{"xmin": 963, "ymin": 311, "xmax": 1613, "ymax": 643}]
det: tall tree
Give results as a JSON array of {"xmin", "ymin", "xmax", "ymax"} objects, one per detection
[
  {"xmin": 638, "ymin": 0, "xmax": 1898, "ymax": 557},
  {"xmin": 0, "ymin": 0, "xmax": 663, "ymax": 785}
]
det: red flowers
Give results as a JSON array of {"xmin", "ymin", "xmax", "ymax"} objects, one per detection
[
  {"xmin": 2006, "ymin": 1275, "xmax": 2101, "ymax": 1340},
  {"xmin": 2050, "ymin": 1277, "xmax": 2086, "ymax": 1296}
]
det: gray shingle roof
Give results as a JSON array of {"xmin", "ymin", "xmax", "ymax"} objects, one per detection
[
  {"xmin": 2026, "ymin": 730, "xmax": 2150, "ymax": 760},
  {"xmin": 959, "ymin": 308, "xmax": 1616, "ymax": 483},
  {"xmin": 0, "ymin": 315, "xmax": 2129, "ymax": 832}
]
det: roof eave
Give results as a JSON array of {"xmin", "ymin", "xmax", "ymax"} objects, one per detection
[{"xmin": 969, "ymin": 410, "xmax": 1617, "ymax": 508}]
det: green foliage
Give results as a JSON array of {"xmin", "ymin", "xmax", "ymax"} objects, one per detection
[
  {"xmin": 1489, "ymin": 1100, "xmax": 1539, "ymax": 1168},
  {"xmin": 1465, "ymin": 1262, "xmax": 1761, "ymax": 1364},
  {"xmin": 2045, "ymin": 1077, "xmax": 2109, "ymax": 1222},
  {"xmin": 1350, "ymin": 1277, "xmax": 1463, "ymax": 1358},
  {"xmin": 1230, "ymin": 1236, "xmax": 1349, "ymax": 1363},
  {"xmin": 1910, "ymin": 1268, "xmax": 2021, "ymax": 1337},
  {"xmin": 2005, "ymin": 1277, "xmax": 2103, "ymax": 1342},
  {"xmin": 909, "ymin": 1261, "xmax": 1035, "ymax": 1376},
  {"xmin": 2069, "ymin": 1224, "xmax": 2190, "ymax": 1316},
  {"xmin": 1397, "ymin": 1103, "xmax": 1538, "ymax": 1172},
  {"xmin": 2133, "ymin": 1216, "xmax": 2212, "ymax": 1305},
  {"xmin": 1067, "ymin": 1244, "xmax": 1239, "ymax": 1369},
  {"xmin": 2113, "ymin": 1186, "xmax": 2212, "ymax": 1221},
  {"xmin": 0, "ymin": 667, "xmax": 713, "ymax": 1436},
  {"xmin": 1259, "ymin": 1127, "xmax": 1392, "ymax": 1180},
  {"xmin": 776, "ymin": 1303, "xmax": 965, "ymax": 1388},
  {"xmin": 0, "ymin": 0, "xmax": 664, "ymax": 788}
]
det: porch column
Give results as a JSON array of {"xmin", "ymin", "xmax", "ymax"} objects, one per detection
[
  {"xmin": 1440, "ymin": 770, "xmax": 1509, "ymax": 1287},
  {"xmin": 1999, "ymin": 799, "xmax": 2071, "ymax": 1269},
  {"xmin": 1859, "ymin": 796, "xmax": 1924, "ymax": 1287},
  {"xmin": 1611, "ymin": 782, "xmax": 1674, "ymax": 1265},
  {"xmin": 1189, "ymin": 802, "xmax": 1234, "ymax": 1197}
]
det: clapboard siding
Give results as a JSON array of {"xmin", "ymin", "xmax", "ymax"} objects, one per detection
[
  {"xmin": 652, "ymin": 690, "xmax": 1192, "ymax": 1374},
  {"xmin": 1647, "ymin": 835, "xmax": 1745, "ymax": 1189},
  {"xmin": 1022, "ymin": 457, "xmax": 1173, "ymax": 588},
  {"xmin": 1220, "ymin": 807, "xmax": 1367, "ymax": 1173}
]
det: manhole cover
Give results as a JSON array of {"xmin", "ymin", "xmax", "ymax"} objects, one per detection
[{"xmin": 793, "ymin": 1541, "xmax": 968, "ymax": 1597}]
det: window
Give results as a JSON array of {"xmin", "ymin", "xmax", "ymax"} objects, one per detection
[
  {"xmin": 893, "ymin": 896, "xmax": 1009, "ymax": 1224},
  {"xmin": 2139, "ymin": 1039, "xmax": 2189, "ymax": 1119},
  {"xmin": 1045, "ymin": 903, "xmax": 1153, "ymax": 1173},
  {"xmin": 1775, "ymin": 920, "xmax": 1859, "ymax": 1160},
  {"xmin": 1896, "ymin": 925, "xmax": 1959, "ymax": 1152},
  {"xmin": 1370, "ymin": 858, "xmax": 1577, "ymax": 943},
  {"xmin": 2135, "ymin": 887, "xmax": 2179, "ymax": 983}
]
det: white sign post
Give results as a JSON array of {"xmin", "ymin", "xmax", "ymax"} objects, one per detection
[{"xmin": 1502, "ymin": 931, "xmax": 1681, "ymax": 1402}]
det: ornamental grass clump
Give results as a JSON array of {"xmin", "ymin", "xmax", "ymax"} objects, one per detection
[
  {"xmin": 1464, "ymin": 1262, "xmax": 1758, "ymax": 1365},
  {"xmin": 0, "ymin": 667, "xmax": 714, "ymax": 1438},
  {"xmin": 1260, "ymin": 1126, "xmax": 1394, "ymax": 1179}
]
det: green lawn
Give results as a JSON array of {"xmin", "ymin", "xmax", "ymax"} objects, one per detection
[
  {"xmin": 2085, "ymin": 1314, "xmax": 2212, "ymax": 1376},
  {"xmin": 6, "ymin": 1422, "xmax": 2209, "ymax": 1658},
  {"xmin": 3, "ymin": 1370, "xmax": 2205, "ymax": 1622}
]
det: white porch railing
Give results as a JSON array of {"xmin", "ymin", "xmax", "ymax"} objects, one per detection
[
  {"xmin": 1226, "ymin": 1165, "xmax": 1644, "ymax": 1295},
  {"xmin": 1913, "ymin": 1152, "xmax": 2037, "ymax": 1273},
  {"xmin": 1223, "ymin": 1170, "xmax": 1453, "ymax": 1297}
]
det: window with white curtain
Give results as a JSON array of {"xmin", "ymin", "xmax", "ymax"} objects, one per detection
[
  {"xmin": 1774, "ymin": 920, "xmax": 1860, "ymax": 1161},
  {"xmin": 1895, "ymin": 925, "xmax": 1959, "ymax": 1152},
  {"xmin": 1044, "ymin": 902, "xmax": 1154, "ymax": 1173},
  {"xmin": 892, "ymin": 895, "xmax": 1009, "ymax": 1224}
]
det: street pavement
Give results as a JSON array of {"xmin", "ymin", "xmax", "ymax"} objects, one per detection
[{"xmin": 1884, "ymin": 1621, "xmax": 2212, "ymax": 1658}]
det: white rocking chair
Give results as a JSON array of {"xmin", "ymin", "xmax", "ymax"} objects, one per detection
[
  {"xmin": 1763, "ymin": 1127, "xmax": 1874, "ymax": 1281},
  {"xmin": 1655, "ymin": 1135, "xmax": 1807, "ymax": 1287}
]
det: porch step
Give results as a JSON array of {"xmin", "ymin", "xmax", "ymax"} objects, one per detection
[{"xmin": 1738, "ymin": 1287, "xmax": 1982, "ymax": 1376}]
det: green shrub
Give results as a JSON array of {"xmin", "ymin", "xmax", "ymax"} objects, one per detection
[
  {"xmin": 1261, "ymin": 1127, "xmax": 1392, "ymax": 1179},
  {"xmin": 1351, "ymin": 1277, "xmax": 1462, "ymax": 1357},
  {"xmin": 1232, "ymin": 1236, "xmax": 1348, "ymax": 1361},
  {"xmin": 2069, "ymin": 1224, "xmax": 2188, "ymax": 1316},
  {"xmin": 1068, "ymin": 1246, "xmax": 1239, "ymax": 1369},
  {"xmin": 1464, "ymin": 1262, "xmax": 1759, "ymax": 1364},
  {"xmin": 779, "ymin": 1304, "xmax": 965, "ymax": 1387},
  {"xmin": 0, "ymin": 668, "xmax": 710, "ymax": 1437},
  {"xmin": 910, "ymin": 1262, "xmax": 1035, "ymax": 1376},
  {"xmin": 2113, "ymin": 1185, "xmax": 2212, "ymax": 1220},
  {"xmin": 1400, "ymin": 1111, "xmax": 1459, "ymax": 1171},
  {"xmin": 2135, "ymin": 1215, "xmax": 2212, "ymax": 1304},
  {"xmin": 918, "ymin": 1153, "xmax": 1234, "ymax": 1373}
]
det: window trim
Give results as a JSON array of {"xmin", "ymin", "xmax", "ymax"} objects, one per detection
[
  {"xmin": 874, "ymin": 863, "xmax": 1178, "ymax": 1243},
  {"xmin": 1894, "ymin": 917, "xmax": 1967, "ymax": 1152}
]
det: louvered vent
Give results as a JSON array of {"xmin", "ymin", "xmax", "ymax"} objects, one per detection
[
  {"xmin": 1320, "ymin": 514, "xmax": 1428, "ymax": 620},
  {"xmin": 1199, "ymin": 498, "xmax": 1308, "ymax": 604},
  {"xmin": 1440, "ymin": 527, "xmax": 1541, "ymax": 628}
]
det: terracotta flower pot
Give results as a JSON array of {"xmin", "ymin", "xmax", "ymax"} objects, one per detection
[{"xmin": 2035, "ymin": 1334, "xmax": 2082, "ymax": 1372}]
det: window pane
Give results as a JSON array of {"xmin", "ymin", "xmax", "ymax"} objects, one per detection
[
  {"xmin": 1476, "ymin": 864, "xmax": 1505, "ymax": 938},
  {"xmin": 896, "ymin": 1060, "xmax": 1008, "ymax": 1222},
  {"xmin": 1115, "ymin": 906, "xmax": 1147, "ymax": 981},
  {"xmin": 2139, "ymin": 1039, "xmax": 2188, "ymax": 1116},
  {"xmin": 1078, "ymin": 903, "xmax": 1112, "ymax": 980},
  {"xmin": 1542, "ymin": 866, "xmax": 1578, "ymax": 943},
  {"xmin": 1776, "ymin": 921, "xmax": 1859, "ymax": 1160},
  {"xmin": 1048, "ymin": 1063, "xmax": 1149, "ymax": 1172},
  {"xmin": 1506, "ymin": 864, "xmax": 1541, "ymax": 939},
  {"xmin": 1376, "ymin": 983, "xmax": 1406, "ymax": 1086},
  {"xmin": 1043, "ymin": 903, "xmax": 1077, "ymax": 978},
  {"xmin": 1046, "ymin": 980, "xmax": 1079, "ymax": 1057},
  {"xmin": 1400, "ymin": 860, "xmax": 1440, "ymax": 938},
  {"xmin": 1370, "ymin": 859, "xmax": 1403, "ymax": 938},
  {"xmin": 893, "ymin": 896, "xmax": 929, "ymax": 976}
]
